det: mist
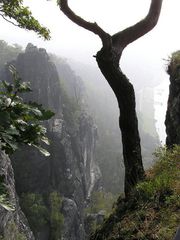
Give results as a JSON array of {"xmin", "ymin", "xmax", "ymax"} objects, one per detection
[
  {"xmin": 1, "ymin": 2, "xmax": 180, "ymax": 238},
  {"xmin": 0, "ymin": 0, "xmax": 179, "ymax": 141}
]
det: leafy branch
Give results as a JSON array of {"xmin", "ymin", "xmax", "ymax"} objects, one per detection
[
  {"xmin": 0, "ymin": 65, "xmax": 54, "ymax": 156},
  {"xmin": 0, "ymin": 65, "xmax": 54, "ymax": 211},
  {"xmin": 0, "ymin": 0, "xmax": 50, "ymax": 40}
]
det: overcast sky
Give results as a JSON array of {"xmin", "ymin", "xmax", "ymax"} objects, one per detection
[
  {"xmin": 1, "ymin": 0, "xmax": 179, "ymax": 142},
  {"xmin": 0, "ymin": 0, "xmax": 179, "ymax": 90},
  {"xmin": 1, "ymin": 0, "xmax": 180, "ymax": 65},
  {"xmin": 1, "ymin": 0, "xmax": 180, "ymax": 85}
]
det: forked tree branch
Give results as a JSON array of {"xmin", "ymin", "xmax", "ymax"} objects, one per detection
[
  {"xmin": 112, "ymin": 0, "xmax": 163, "ymax": 52},
  {"xmin": 59, "ymin": 0, "xmax": 163, "ymax": 55},
  {"xmin": 59, "ymin": 0, "xmax": 111, "ymax": 48}
]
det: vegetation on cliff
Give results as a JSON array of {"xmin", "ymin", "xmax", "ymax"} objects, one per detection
[
  {"xmin": 20, "ymin": 192, "xmax": 64, "ymax": 239},
  {"xmin": 0, "ymin": 66, "xmax": 54, "ymax": 215},
  {"xmin": 90, "ymin": 145, "xmax": 180, "ymax": 240},
  {"xmin": 0, "ymin": 65, "xmax": 54, "ymax": 156},
  {"xmin": 0, "ymin": 221, "xmax": 27, "ymax": 240}
]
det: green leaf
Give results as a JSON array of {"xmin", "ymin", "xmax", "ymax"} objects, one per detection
[
  {"xmin": 28, "ymin": 102, "xmax": 55, "ymax": 120},
  {"xmin": 2, "ymin": 81, "xmax": 13, "ymax": 92},
  {"xmin": 41, "ymin": 136, "xmax": 50, "ymax": 145},
  {"xmin": 0, "ymin": 66, "xmax": 53, "ymax": 156},
  {"xmin": 0, "ymin": 111, "xmax": 11, "ymax": 127},
  {"xmin": 6, "ymin": 126, "xmax": 20, "ymax": 136},
  {"xmin": 18, "ymin": 81, "xmax": 32, "ymax": 93},
  {"xmin": 1, "ymin": 134, "xmax": 18, "ymax": 151},
  {"xmin": 0, "ymin": 194, "xmax": 15, "ymax": 211},
  {"xmin": 39, "ymin": 109, "xmax": 55, "ymax": 120},
  {"xmin": 33, "ymin": 145, "xmax": 50, "ymax": 157}
]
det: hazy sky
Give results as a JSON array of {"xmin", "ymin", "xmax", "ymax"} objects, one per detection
[
  {"xmin": 1, "ymin": 0, "xmax": 179, "ymax": 142},
  {"xmin": 1, "ymin": 0, "xmax": 180, "ymax": 85},
  {"xmin": 1, "ymin": 0, "xmax": 180, "ymax": 88},
  {"xmin": 1, "ymin": 0, "xmax": 180, "ymax": 66}
]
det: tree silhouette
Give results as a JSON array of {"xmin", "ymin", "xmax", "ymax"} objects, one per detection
[{"xmin": 58, "ymin": 0, "xmax": 163, "ymax": 196}]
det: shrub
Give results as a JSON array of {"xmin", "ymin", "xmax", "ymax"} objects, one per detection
[
  {"xmin": 85, "ymin": 191, "xmax": 117, "ymax": 216},
  {"xmin": 90, "ymin": 146, "xmax": 180, "ymax": 240},
  {"xmin": 20, "ymin": 193, "xmax": 48, "ymax": 234},
  {"xmin": 49, "ymin": 192, "xmax": 64, "ymax": 240},
  {"xmin": 0, "ymin": 221, "xmax": 26, "ymax": 240}
]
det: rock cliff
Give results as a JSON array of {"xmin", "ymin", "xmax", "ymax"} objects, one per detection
[
  {"xmin": 1, "ymin": 43, "xmax": 101, "ymax": 240},
  {"xmin": 165, "ymin": 51, "xmax": 180, "ymax": 146},
  {"xmin": 0, "ymin": 150, "xmax": 34, "ymax": 240}
]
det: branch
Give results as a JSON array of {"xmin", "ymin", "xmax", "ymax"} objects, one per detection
[
  {"xmin": 0, "ymin": 13, "xmax": 19, "ymax": 27},
  {"xmin": 58, "ymin": 0, "xmax": 111, "ymax": 48},
  {"xmin": 112, "ymin": 0, "xmax": 163, "ymax": 52}
]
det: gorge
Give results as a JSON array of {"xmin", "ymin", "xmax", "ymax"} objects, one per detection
[{"xmin": 0, "ymin": 42, "xmax": 161, "ymax": 240}]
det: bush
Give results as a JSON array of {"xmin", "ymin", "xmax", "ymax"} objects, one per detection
[
  {"xmin": 0, "ymin": 221, "xmax": 26, "ymax": 240},
  {"xmin": 85, "ymin": 191, "xmax": 117, "ymax": 216},
  {"xmin": 136, "ymin": 173, "xmax": 173, "ymax": 203},
  {"xmin": 20, "ymin": 192, "xmax": 64, "ymax": 239},
  {"xmin": 90, "ymin": 146, "xmax": 180, "ymax": 240},
  {"xmin": 20, "ymin": 193, "xmax": 48, "ymax": 234},
  {"xmin": 49, "ymin": 192, "xmax": 64, "ymax": 240}
]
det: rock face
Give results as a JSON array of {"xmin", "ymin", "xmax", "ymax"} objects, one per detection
[
  {"xmin": 62, "ymin": 198, "xmax": 85, "ymax": 240},
  {"xmin": 0, "ymin": 150, "xmax": 34, "ymax": 240},
  {"xmin": 165, "ymin": 52, "xmax": 180, "ymax": 146},
  {"xmin": 1, "ymin": 43, "xmax": 101, "ymax": 239}
]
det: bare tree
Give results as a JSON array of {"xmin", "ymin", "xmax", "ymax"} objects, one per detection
[{"xmin": 58, "ymin": 0, "xmax": 163, "ymax": 196}]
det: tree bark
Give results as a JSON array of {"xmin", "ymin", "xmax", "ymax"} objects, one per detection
[{"xmin": 96, "ymin": 48, "xmax": 144, "ymax": 195}]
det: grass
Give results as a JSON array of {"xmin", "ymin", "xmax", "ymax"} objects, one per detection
[{"xmin": 90, "ymin": 145, "xmax": 180, "ymax": 240}]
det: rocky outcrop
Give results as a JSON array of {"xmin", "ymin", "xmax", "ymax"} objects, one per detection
[
  {"xmin": 62, "ymin": 198, "xmax": 85, "ymax": 240},
  {"xmin": 165, "ymin": 51, "xmax": 180, "ymax": 146},
  {"xmin": 0, "ymin": 150, "xmax": 34, "ymax": 240},
  {"xmin": 1, "ymin": 43, "xmax": 101, "ymax": 239}
]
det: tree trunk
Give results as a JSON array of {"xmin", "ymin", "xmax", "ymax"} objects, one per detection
[
  {"xmin": 96, "ymin": 48, "xmax": 145, "ymax": 196},
  {"xmin": 59, "ymin": 0, "xmax": 163, "ymax": 197}
]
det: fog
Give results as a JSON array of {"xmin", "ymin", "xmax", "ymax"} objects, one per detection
[
  {"xmin": 1, "ymin": 0, "xmax": 180, "ymax": 142},
  {"xmin": 1, "ymin": 0, "xmax": 180, "ymax": 65}
]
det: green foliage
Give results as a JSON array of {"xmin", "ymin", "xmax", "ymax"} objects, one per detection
[
  {"xmin": 0, "ymin": 65, "xmax": 54, "ymax": 156},
  {"xmin": 0, "ymin": 175, "xmax": 15, "ymax": 211},
  {"xmin": 166, "ymin": 50, "xmax": 180, "ymax": 76},
  {"xmin": 20, "ymin": 192, "xmax": 64, "ymax": 239},
  {"xmin": 91, "ymin": 146, "xmax": 180, "ymax": 240},
  {"xmin": 49, "ymin": 191, "xmax": 64, "ymax": 240},
  {"xmin": 127, "ymin": 145, "xmax": 179, "ymax": 205},
  {"xmin": 85, "ymin": 191, "xmax": 117, "ymax": 216},
  {"xmin": 136, "ymin": 172, "xmax": 173, "ymax": 203},
  {"xmin": 85, "ymin": 191, "xmax": 118, "ymax": 236},
  {"xmin": 0, "ymin": 194, "xmax": 15, "ymax": 211},
  {"xmin": 20, "ymin": 193, "xmax": 48, "ymax": 233},
  {"xmin": 0, "ymin": 221, "xmax": 26, "ymax": 240},
  {"xmin": 0, "ymin": 0, "xmax": 50, "ymax": 40},
  {"xmin": 0, "ymin": 66, "xmax": 54, "ymax": 211}
]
